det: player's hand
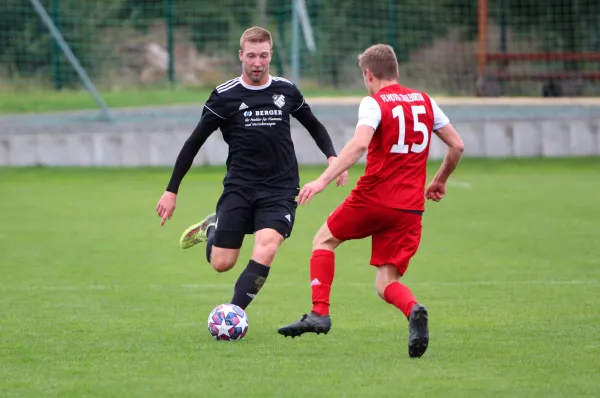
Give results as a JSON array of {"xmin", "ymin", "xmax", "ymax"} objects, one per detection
[
  {"xmin": 156, "ymin": 191, "xmax": 177, "ymax": 226},
  {"xmin": 336, "ymin": 170, "xmax": 348, "ymax": 187},
  {"xmin": 425, "ymin": 180, "xmax": 446, "ymax": 202},
  {"xmin": 298, "ymin": 179, "xmax": 327, "ymax": 205}
]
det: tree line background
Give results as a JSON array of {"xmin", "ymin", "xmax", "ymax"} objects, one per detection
[{"xmin": 1, "ymin": 0, "xmax": 599, "ymax": 95}]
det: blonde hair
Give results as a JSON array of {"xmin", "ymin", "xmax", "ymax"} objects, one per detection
[
  {"xmin": 240, "ymin": 26, "xmax": 273, "ymax": 50},
  {"xmin": 358, "ymin": 44, "xmax": 399, "ymax": 80}
]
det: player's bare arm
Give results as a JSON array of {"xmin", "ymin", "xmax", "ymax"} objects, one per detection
[
  {"xmin": 327, "ymin": 156, "xmax": 348, "ymax": 187},
  {"xmin": 156, "ymin": 109, "xmax": 221, "ymax": 225},
  {"xmin": 320, "ymin": 125, "xmax": 374, "ymax": 184},
  {"xmin": 426, "ymin": 123, "xmax": 464, "ymax": 202},
  {"xmin": 298, "ymin": 125, "xmax": 374, "ymax": 205}
]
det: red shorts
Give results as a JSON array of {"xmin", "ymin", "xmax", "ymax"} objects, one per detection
[{"xmin": 327, "ymin": 196, "xmax": 423, "ymax": 275}]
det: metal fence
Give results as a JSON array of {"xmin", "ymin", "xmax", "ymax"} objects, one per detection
[{"xmin": 2, "ymin": 0, "xmax": 600, "ymax": 98}]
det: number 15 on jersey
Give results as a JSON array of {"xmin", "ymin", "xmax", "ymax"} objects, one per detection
[{"xmin": 391, "ymin": 105, "xmax": 429, "ymax": 154}]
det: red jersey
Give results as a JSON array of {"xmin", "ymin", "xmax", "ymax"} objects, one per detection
[{"xmin": 349, "ymin": 84, "xmax": 447, "ymax": 212}]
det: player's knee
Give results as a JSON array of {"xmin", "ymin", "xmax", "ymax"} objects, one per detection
[
  {"xmin": 252, "ymin": 229, "xmax": 284, "ymax": 266},
  {"xmin": 251, "ymin": 241, "xmax": 279, "ymax": 266},
  {"xmin": 312, "ymin": 223, "xmax": 340, "ymax": 251},
  {"xmin": 210, "ymin": 258, "xmax": 233, "ymax": 273},
  {"xmin": 312, "ymin": 233, "xmax": 323, "ymax": 249},
  {"xmin": 211, "ymin": 257, "xmax": 236, "ymax": 273},
  {"xmin": 210, "ymin": 248, "xmax": 239, "ymax": 273}
]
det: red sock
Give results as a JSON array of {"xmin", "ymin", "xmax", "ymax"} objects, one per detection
[
  {"xmin": 310, "ymin": 249, "xmax": 335, "ymax": 316},
  {"xmin": 384, "ymin": 282, "xmax": 418, "ymax": 319}
]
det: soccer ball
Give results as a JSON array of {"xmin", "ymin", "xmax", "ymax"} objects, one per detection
[{"xmin": 207, "ymin": 303, "xmax": 249, "ymax": 341}]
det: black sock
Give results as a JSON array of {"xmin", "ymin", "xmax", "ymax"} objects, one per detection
[
  {"xmin": 231, "ymin": 260, "xmax": 270, "ymax": 310},
  {"xmin": 205, "ymin": 226, "xmax": 215, "ymax": 263}
]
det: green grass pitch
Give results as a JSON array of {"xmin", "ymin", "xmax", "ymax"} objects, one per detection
[{"xmin": 1, "ymin": 158, "xmax": 599, "ymax": 397}]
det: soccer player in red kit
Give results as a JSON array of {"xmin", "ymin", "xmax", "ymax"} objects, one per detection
[{"xmin": 277, "ymin": 44, "xmax": 464, "ymax": 358}]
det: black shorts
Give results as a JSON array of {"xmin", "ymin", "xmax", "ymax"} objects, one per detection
[{"xmin": 212, "ymin": 186, "xmax": 298, "ymax": 249}]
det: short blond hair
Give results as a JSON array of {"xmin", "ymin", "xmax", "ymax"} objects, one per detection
[
  {"xmin": 240, "ymin": 26, "xmax": 273, "ymax": 50},
  {"xmin": 358, "ymin": 44, "xmax": 399, "ymax": 80}
]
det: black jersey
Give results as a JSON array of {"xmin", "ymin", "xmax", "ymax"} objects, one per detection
[
  {"xmin": 206, "ymin": 75, "xmax": 307, "ymax": 193},
  {"xmin": 166, "ymin": 75, "xmax": 336, "ymax": 195}
]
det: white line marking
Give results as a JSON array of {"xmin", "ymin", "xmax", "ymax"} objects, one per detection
[
  {"xmin": 0, "ymin": 280, "xmax": 596, "ymax": 292},
  {"xmin": 447, "ymin": 180, "xmax": 472, "ymax": 189}
]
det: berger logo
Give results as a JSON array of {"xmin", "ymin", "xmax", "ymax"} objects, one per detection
[
  {"xmin": 272, "ymin": 94, "xmax": 285, "ymax": 108},
  {"xmin": 243, "ymin": 110, "xmax": 252, "ymax": 117},
  {"xmin": 254, "ymin": 109, "xmax": 282, "ymax": 116}
]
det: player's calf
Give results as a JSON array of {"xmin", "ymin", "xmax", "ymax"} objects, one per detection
[
  {"xmin": 376, "ymin": 266, "xmax": 417, "ymax": 319},
  {"xmin": 230, "ymin": 259, "xmax": 270, "ymax": 309},
  {"xmin": 227, "ymin": 229, "xmax": 281, "ymax": 310}
]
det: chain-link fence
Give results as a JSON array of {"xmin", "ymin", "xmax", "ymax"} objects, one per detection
[{"xmin": 2, "ymin": 0, "xmax": 600, "ymax": 97}]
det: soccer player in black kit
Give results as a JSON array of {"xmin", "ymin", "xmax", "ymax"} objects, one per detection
[{"xmin": 156, "ymin": 26, "xmax": 348, "ymax": 311}]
